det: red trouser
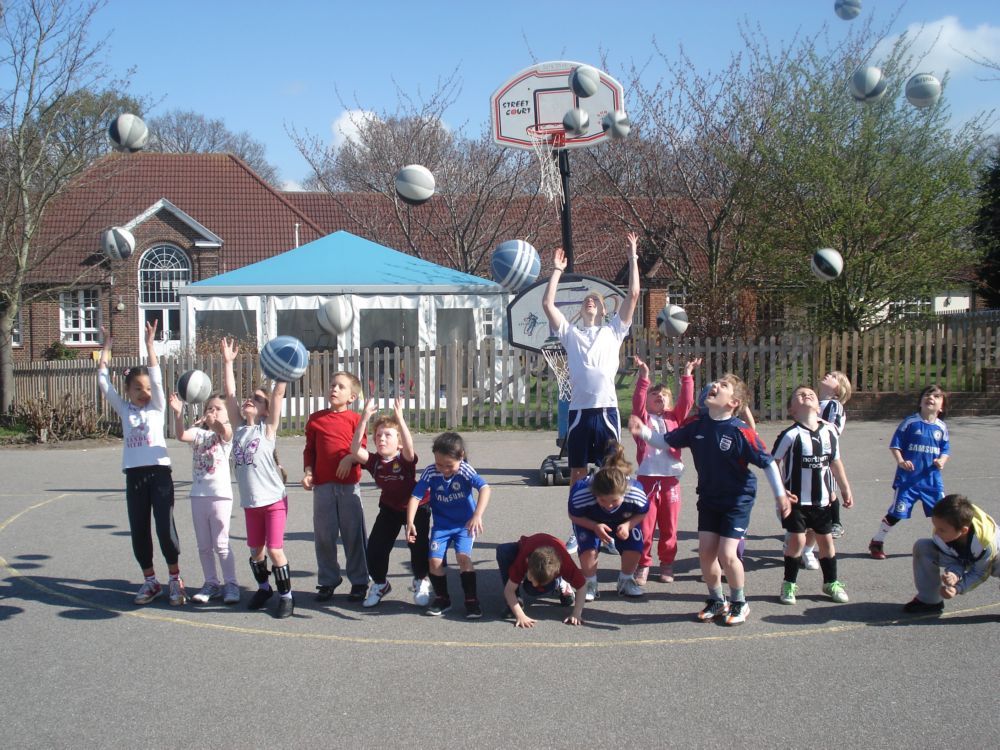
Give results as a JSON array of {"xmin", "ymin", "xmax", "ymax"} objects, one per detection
[{"xmin": 638, "ymin": 475, "xmax": 681, "ymax": 568}]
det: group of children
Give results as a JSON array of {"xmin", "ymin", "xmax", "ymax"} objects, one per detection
[{"xmin": 99, "ymin": 327, "xmax": 997, "ymax": 627}]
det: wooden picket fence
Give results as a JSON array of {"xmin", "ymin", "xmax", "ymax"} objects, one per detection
[{"xmin": 12, "ymin": 320, "xmax": 1000, "ymax": 434}]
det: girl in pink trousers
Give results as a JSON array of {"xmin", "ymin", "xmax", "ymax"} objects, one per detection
[{"xmin": 629, "ymin": 355, "xmax": 700, "ymax": 584}]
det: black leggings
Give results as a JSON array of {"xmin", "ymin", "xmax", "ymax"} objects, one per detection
[
  {"xmin": 125, "ymin": 466, "xmax": 180, "ymax": 570},
  {"xmin": 366, "ymin": 505, "xmax": 430, "ymax": 583}
]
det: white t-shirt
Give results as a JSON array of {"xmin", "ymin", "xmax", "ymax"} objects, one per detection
[
  {"xmin": 189, "ymin": 428, "xmax": 234, "ymax": 499},
  {"xmin": 556, "ymin": 313, "xmax": 630, "ymax": 409},
  {"xmin": 98, "ymin": 365, "xmax": 171, "ymax": 470}
]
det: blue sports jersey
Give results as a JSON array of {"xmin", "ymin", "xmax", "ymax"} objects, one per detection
[
  {"xmin": 666, "ymin": 414, "xmax": 775, "ymax": 506},
  {"xmin": 411, "ymin": 460, "xmax": 488, "ymax": 529},
  {"xmin": 890, "ymin": 414, "xmax": 949, "ymax": 493},
  {"xmin": 567, "ymin": 475, "xmax": 649, "ymax": 525}
]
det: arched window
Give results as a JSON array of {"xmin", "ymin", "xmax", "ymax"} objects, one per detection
[{"xmin": 139, "ymin": 245, "xmax": 191, "ymax": 348}]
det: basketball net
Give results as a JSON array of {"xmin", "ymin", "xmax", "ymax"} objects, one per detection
[
  {"xmin": 540, "ymin": 335, "xmax": 572, "ymax": 401},
  {"xmin": 526, "ymin": 123, "xmax": 566, "ymax": 207}
]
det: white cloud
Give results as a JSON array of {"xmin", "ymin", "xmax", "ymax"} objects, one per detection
[
  {"xmin": 877, "ymin": 16, "xmax": 1000, "ymax": 78},
  {"xmin": 281, "ymin": 179, "xmax": 303, "ymax": 191},
  {"xmin": 330, "ymin": 109, "xmax": 378, "ymax": 149}
]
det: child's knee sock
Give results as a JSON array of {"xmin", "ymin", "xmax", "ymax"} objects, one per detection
[
  {"xmin": 819, "ymin": 556, "xmax": 838, "ymax": 584},
  {"xmin": 429, "ymin": 572, "xmax": 449, "ymax": 600},
  {"xmin": 250, "ymin": 557, "xmax": 271, "ymax": 589},
  {"xmin": 273, "ymin": 563, "xmax": 292, "ymax": 597},
  {"xmin": 872, "ymin": 516, "xmax": 898, "ymax": 542},
  {"xmin": 460, "ymin": 571, "xmax": 477, "ymax": 600},
  {"xmin": 783, "ymin": 556, "xmax": 801, "ymax": 583}
]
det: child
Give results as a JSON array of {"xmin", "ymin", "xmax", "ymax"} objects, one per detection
[
  {"xmin": 771, "ymin": 386, "xmax": 855, "ymax": 606},
  {"xmin": 222, "ymin": 338, "xmax": 295, "ymax": 618},
  {"xmin": 797, "ymin": 370, "xmax": 853, "ymax": 569},
  {"xmin": 406, "ymin": 432, "xmax": 491, "ymax": 618},
  {"xmin": 903, "ymin": 494, "xmax": 999, "ymax": 614},
  {"xmin": 302, "ymin": 371, "xmax": 369, "ymax": 603},
  {"xmin": 97, "ymin": 322, "xmax": 186, "ymax": 606},
  {"xmin": 496, "ymin": 533, "xmax": 587, "ymax": 628},
  {"xmin": 168, "ymin": 391, "xmax": 240, "ymax": 605},
  {"xmin": 629, "ymin": 354, "xmax": 699, "ymax": 584},
  {"xmin": 656, "ymin": 374, "xmax": 792, "ymax": 626},
  {"xmin": 348, "ymin": 396, "xmax": 431, "ymax": 608},
  {"xmin": 567, "ymin": 443, "xmax": 649, "ymax": 601},
  {"xmin": 869, "ymin": 385, "xmax": 950, "ymax": 560}
]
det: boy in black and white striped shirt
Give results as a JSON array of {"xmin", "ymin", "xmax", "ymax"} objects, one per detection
[{"xmin": 771, "ymin": 386, "xmax": 855, "ymax": 606}]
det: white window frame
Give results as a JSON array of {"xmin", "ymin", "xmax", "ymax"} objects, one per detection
[
  {"xmin": 60, "ymin": 288, "xmax": 102, "ymax": 345},
  {"xmin": 139, "ymin": 245, "xmax": 191, "ymax": 306},
  {"xmin": 12, "ymin": 308, "xmax": 21, "ymax": 347}
]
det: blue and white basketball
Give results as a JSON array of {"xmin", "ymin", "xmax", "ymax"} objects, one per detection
[
  {"xmin": 176, "ymin": 369, "xmax": 213, "ymax": 405},
  {"xmin": 491, "ymin": 240, "xmax": 541, "ymax": 294},
  {"xmin": 849, "ymin": 65, "xmax": 887, "ymax": 103},
  {"xmin": 259, "ymin": 336, "xmax": 309, "ymax": 382},
  {"xmin": 835, "ymin": 0, "xmax": 861, "ymax": 21}
]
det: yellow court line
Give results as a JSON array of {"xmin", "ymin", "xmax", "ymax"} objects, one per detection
[{"xmin": 2, "ymin": 494, "xmax": 997, "ymax": 649}]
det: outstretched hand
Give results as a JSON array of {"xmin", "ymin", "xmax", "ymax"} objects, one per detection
[{"xmin": 552, "ymin": 247, "xmax": 568, "ymax": 272}]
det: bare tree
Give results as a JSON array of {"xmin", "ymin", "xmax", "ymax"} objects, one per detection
[
  {"xmin": 147, "ymin": 109, "xmax": 281, "ymax": 185},
  {"xmin": 0, "ymin": 0, "xmax": 132, "ymax": 412},
  {"xmin": 290, "ymin": 73, "xmax": 555, "ymax": 276}
]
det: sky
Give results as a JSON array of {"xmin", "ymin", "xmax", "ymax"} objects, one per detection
[{"xmin": 88, "ymin": 0, "xmax": 1000, "ymax": 189}]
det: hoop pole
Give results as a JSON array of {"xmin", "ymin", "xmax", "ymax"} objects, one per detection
[{"xmin": 558, "ymin": 148, "xmax": 574, "ymax": 272}]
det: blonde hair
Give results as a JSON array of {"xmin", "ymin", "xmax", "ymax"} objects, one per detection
[
  {"xmin": 720, "ymin": 373, "xmax": 750, "ymax": 412},
  {"xmin": 590, "ymin": 443, "xmax": 633, "ymax": 497},
  {"xmin": 829, "ymin": 371, "xmax": 852, "ymax": 404},
  {"xmin": 332, "ymin": 371, "xmax": 363, "ymax": 398}
]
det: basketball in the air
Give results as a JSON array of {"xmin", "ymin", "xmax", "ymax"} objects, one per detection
[
  {"xmin": 849, "ymin": 65, "xmax": 887, "ymax": 103},
  {"xmin": 811, "ymin": 248, "xmax": 844, "ymax": 281},
  {"xmin": 107, "ymin": 113, "xmax": 149, "ymax": 152},
  {"xmin": 835, "ymin": 0, "xmax": 862, "ymax": 20},
  {"xmin": 905, "ymin": 73, "xmax": 941, "ymax": 109},
  {"xmin": 562, "ymin": 108, "xmax": 590, "ymax": 138},
  {"xmin": 318, "ymin": 297, "xmax": 354, "ymax": 335},
  {"xmin": 101, "ymin": 226, "xmax": 136, "ymax": 261},
  {"xmin": 601, "ymin": 110, "xmax": 631, "ymax": 139},
  {"xmin": 569, "ymin": 65, "xmax": 601, "ymax": 98},
  {"xmin": 491, "ymin": 240, "xmax": 541, "ymax": 294},
  {"xmin": 394, "ymin": 164, "xmax": 435, "ymax": 206},
  {"xmin": 657, "ymin": 305, "xmax": 689, "ymax": 337},
  {"xmin": 260, "ymin": 336, "xmax": 309, "ymax": 382},
  {"xmin": 176, "ymin": 369, "xmax": 213, "ymax": 405}
]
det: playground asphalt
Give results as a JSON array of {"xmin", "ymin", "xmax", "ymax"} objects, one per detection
[{"xmin": 1, "ymin": 417, "xmax": 998, "ymax": 749}]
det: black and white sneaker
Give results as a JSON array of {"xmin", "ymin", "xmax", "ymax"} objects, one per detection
[
  {"xmin": 464, "ymin": 598, "xmax": 483, "ymax": 619},
  {"xmin": 427, "ymin": 596, "xmax": 451, "ymax": 616}
]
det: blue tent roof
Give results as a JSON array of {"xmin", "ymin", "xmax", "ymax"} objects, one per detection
[{"xmin": 182, "ymin": 231, "xmax": 503, "ymax": 295}]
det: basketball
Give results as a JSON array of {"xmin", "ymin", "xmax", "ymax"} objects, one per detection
[
  {"xmin": 849, "ymin": 65, "xmax": 887, "ymax": 103},
  {"xmin": 601, "ymin": 110, "xmax": 631, "ymax": 139},
  {"xmin": 835, "ymin": 0, "xmax": 862, "ymax": 20},
  {"xmin": 259, "ymin": 335, "xmax": 309, "ymax": 382},
  {"xmin": 394, "ymin": 164, "xmax": 436, "ymax": 205},
  {"xmin": 811, "ymin": 248, "xmax": 844, "ymax": 281},
  {"xmin": 317, "ymin": 297, "xmax": 354, "ymax": 335},
  {"xmin": 905, "ymin": 73, "xmax": 941, "ymax": 109},
  {"xmin": 107, "ymin": 113, "xmax": 149, "ymax": 152},
  {"xmin": 562, "ymin": 108, "xmax": 590, "ymax": 138},
  {"xmin": 657, "ymin": 304, "xmax": 689, "ymax": 337},
  {"xmin": 101, "ymin": 226, "xmax": 136, "ymax": 261},
  {"xmin": 176, "ymin": 369, "xmax": 213, "ymax": 405},
  {"xmin": 569, "ymin": 65, "xmax": 601, "ymax": 98},
  {"xmin": 491, "ymin": 239, "xmax": 541, "ymax": 294}
]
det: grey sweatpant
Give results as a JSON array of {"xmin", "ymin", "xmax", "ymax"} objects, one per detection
[
  {"xmin": 911, "ymin": 538, "xmax": 999, "ymax": 603},
  {"xmin": 313, "ymin": 482, "xmax": 368, "ymax": 587}
]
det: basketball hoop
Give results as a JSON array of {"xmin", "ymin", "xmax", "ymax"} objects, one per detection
[
  {"xmin": 540, "ymin": 335, "xmax": 572, "ymax": 401},
  {"xmin": 526, "ymin": 123, "xmax": 566, "ymax": 206}
]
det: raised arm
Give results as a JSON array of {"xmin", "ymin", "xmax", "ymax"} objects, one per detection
[
  {"xmin": 542, "ymin": 247, "xmax": 569, "ymax": 332},
  {"xmin": 220, "ymin": 338, "xmax": 243, "ymax": 428},
  {"xmin": 350, "ymin": 397, "xmax": 377, "ymax": 465},
  {"xmin": 96, "ymin": 326, "xmax": 127, "ymax": 416},
  {"xmin": 168, "ymin": 392, "xmax": 197, "ymax": 443},
  {"xmin": 671, "ymin": 357, "xmax": 701, "ymax": 420},
  {"xmin": 144, "ymin": 319, "xmax": 159, "ymax": 369},
  {"xmin": 618, "ymin": 232, "xmax": 641, "ymax": 326},
  {"xmin": 264, "ymin": 381, "xmax": 286, "ymax": 441},
  {"xmin": 394, "ymin": 396, "xmax": 415, "ymax": 463}
]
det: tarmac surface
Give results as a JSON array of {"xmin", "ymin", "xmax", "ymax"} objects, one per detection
[{"xmin": 2, "ymin": 417, "xmax": 999, "ymax": 749}]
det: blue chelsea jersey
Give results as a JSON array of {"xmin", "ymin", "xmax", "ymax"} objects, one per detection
[{"xmin": 412, "ymin": 460, "xmax": 488, "ymax": 528}]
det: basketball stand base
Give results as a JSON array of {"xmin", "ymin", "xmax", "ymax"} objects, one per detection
[{"xmin": 539, "ymin": 454, "xmax": 572, "ymax": 486}]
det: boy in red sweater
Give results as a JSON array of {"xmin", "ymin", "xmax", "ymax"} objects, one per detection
[{"xmin": 303, "ymin": 371, "xmax": 369, "ymax": 602}]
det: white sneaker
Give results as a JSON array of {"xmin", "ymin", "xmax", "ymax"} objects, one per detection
[
  {"xmin": 801, "ymin": 548, "xmax": 820, "ymax": 570},
  {"xmin": 584, "ymin": 579, "xmax": 600, "ymax": 602},
  {"xmin": 133, "ymin": 579, "xmax": 162, "ymax": 605},
  {"xmin": 412, "ymin": 577, "xmax": 432, "ymax": 607},
  {"xmin": 192, "ymin": 582, "xmax": 222, "ymax": 604},
  {"xmin": 616, "ymin": 574, "xmax": 644, "ymax": 597},
  {"xmin": 363, "ymin": 581, "xmax": 391, "ymax": 608},
  {"xmin": 168, "ymin": 577, "xmax": 187, "ymax": 606},
  {"xmin": 222, "ymin": 582, "xmax": 240, "ymax": 605},
  {"xmin": 565, "ymin": 533, "xmax": 579, "ymax": 555}
]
